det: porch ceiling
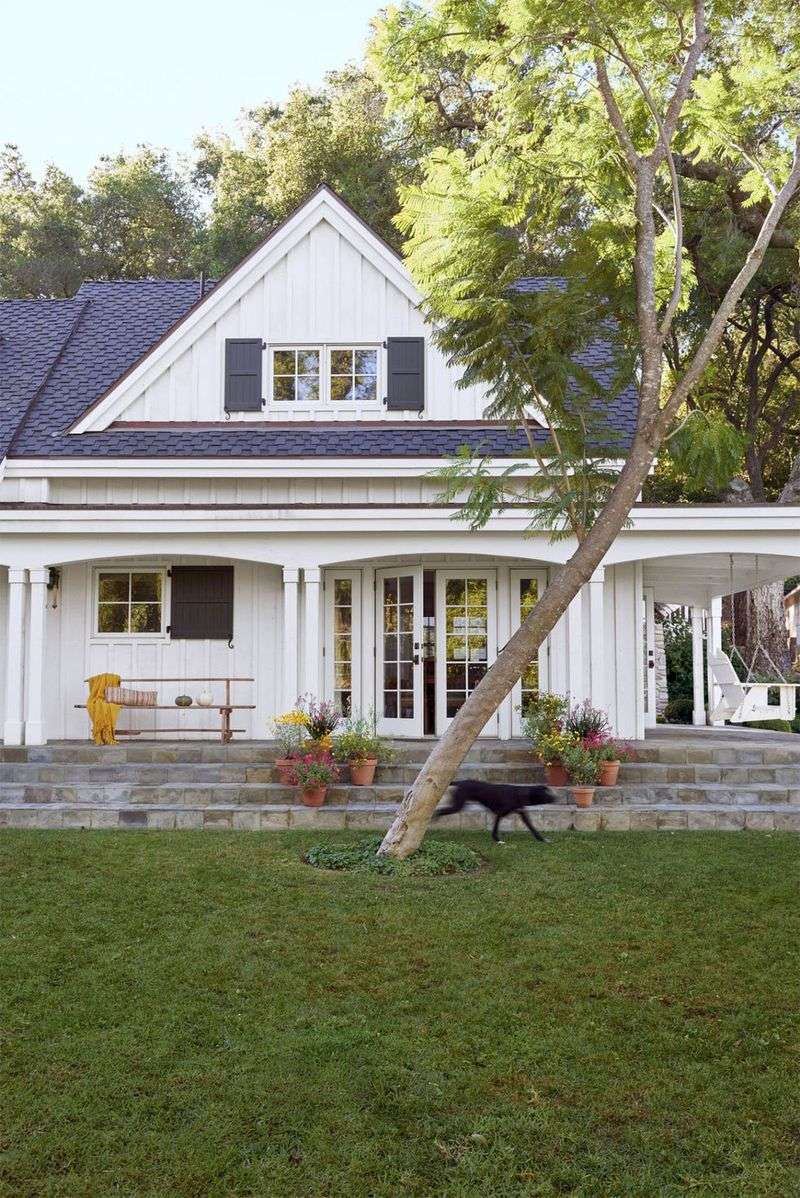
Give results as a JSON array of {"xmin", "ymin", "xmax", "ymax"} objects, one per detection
[{"xmin": 642, "ymin": 552, "xmax": 800, "ymax": 605}]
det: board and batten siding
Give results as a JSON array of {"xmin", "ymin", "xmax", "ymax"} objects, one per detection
[
  {"xmin": 119, "ymin": 217, "xmax": 488, "ymax": 424},
  {"xmin": 45, "ymin": 559, "xmax": 283, "ymax": 740}
]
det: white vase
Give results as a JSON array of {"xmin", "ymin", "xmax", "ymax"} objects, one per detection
[{"xmin": 197, "ymin": 690, "xmax": 213, "ymax": 707}]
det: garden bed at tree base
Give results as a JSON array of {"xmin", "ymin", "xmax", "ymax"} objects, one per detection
[{"xmin": 303, "ymin": 833, "xmax": 484, "ymax": 876}]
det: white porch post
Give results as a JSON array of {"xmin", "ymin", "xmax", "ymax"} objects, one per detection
[
  {"xmin": 588, "ymin": 568, "xmax": 605, "ymax": 712},
  {"xmin": 691, "ymin": 606, "xmax": 706, "ymax": 726},
  {"xmin": 25, "ymin": 568, "xmax": 48, "ymax": 745},
  {"xmin": 566, "ymin": 591, "xmax": 583, "ymax": 702},
  {"xmin": 3, "ymin": 569, "xmax": 27, "ymax": 746},
  {"xmin": 706, "ymin": 595, "xmax": 724, "ymax": 726},
  {"xmin": 302, "ymin": 567, "xmax": 321, "ymax": 697},
  {"xmin": 282, "ymin": 567, "xmax": 299, "ymax": 709}
]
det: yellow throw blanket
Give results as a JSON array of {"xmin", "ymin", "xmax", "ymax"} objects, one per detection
[{"xmin": 86, "ymin": 673, "xmax": 122, "ymax": 745}]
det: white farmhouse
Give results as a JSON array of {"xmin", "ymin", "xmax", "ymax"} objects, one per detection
[{"xmin": 2, "ymin": 185, "xmax": 799, "ymax": 747}]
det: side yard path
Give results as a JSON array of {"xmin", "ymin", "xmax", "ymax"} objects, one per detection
[{"xmin": 1, "ymin": 830, "xmax": 799, "ymax": 1197}]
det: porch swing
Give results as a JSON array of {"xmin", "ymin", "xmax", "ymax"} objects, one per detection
[{"xmin": 709, "ymin": 554, "xmax": 800, "ymax": 724}]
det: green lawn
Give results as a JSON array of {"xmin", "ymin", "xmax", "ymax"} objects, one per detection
[{"xmin": 1, "ymin": 831, "xmax": 799, "ymax": 1197}]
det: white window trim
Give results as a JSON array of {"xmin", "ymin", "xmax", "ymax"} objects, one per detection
[
  {"xmin": 91, "ymin": 566, "xmax": 169, "ymax": 640},
  {"xmin": 268, "ymin": 343, "xmax": 382, "ymax": 410}
]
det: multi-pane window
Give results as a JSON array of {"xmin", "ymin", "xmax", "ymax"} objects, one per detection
[
  {"xmin": 518, "ymin": 577, "xmax": 540, "ymax": 715},
  {"xmin": 330, "ymin": 348, "xmax": 378, "ymax": 403},
  {"xmin": 332, "ymin": 578, "xmax": 354, "ymax": 716},
  {"xmin": 270, "ymin": 346, "xmax": 379, "ymax": 406},
  {"xmin": 271, "ymin": 348, "xmax": 321, "ymax": 403},
  {"xmin": 97, "ymin": 571, "xmax": 163, "ymax": 635},
  {"xmin": 444, "ymin": 577, "xmax": 488, "ymax": 718},
  {"xmin": 382, "ymin": 574, "xmax": 415, "ymax": 720}
]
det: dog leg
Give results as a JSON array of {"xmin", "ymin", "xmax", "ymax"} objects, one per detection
[
  {"xmin": 491, "ymin": 813, "xmax": 505, "ymax": 843},
  {"xmin": 519, "ymin": 809, "xmax": 548, "ymax": 844},
  {"xmin": 432, "ymin": 801, "xmax": 462, "ymax": 820}
]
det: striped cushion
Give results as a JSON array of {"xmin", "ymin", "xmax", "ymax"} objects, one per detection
[{"xmin": 104, "ymin": 686, "xmax": 157, "ymax": 707}]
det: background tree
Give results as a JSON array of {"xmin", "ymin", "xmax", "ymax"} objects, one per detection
[
  {"xmin": 194, "ymin": 67, "xmax": 424, "ymax": 275},
  {"xmin": 0, "ymin": 145, "xmax": 203, "ymax": 297},
  {"xmin": 370, "ymin": 0, "xmax": 800, "ymax": 858}
]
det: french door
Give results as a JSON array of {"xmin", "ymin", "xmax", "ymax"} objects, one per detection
[
  {"xmin": 375, "ymin": 568, "xmax": 424, "ymax": 736},
  {"xmin": 510, "ymin": 569, "xmax": 548, "ymax": 735},
  {"xmin": 436, "ymin": 570, "xmax": 497, "ymax": 734}
]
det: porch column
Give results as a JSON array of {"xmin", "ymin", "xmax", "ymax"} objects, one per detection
[
  {"xmin": 588, "ymin": 568, "xmax": 605, "ymax": 712},
  {"xmin": 302, "ymin": 567, "xmax": 321, "ymax": 697},
  {"xmin": 25, "ymin": 568, "xmax": 48, "ymax": 745},
  {"xmin": 691, "ymin": 606, "xmax": 706, "ymax": 726},
  {"xmin": 282, "ymin": 567, "xmax": 299, "ymax": 709},
  {"xmin": 566, "ymin": 591, "xmax": 584, "ymax": 702},
  {"xmin": 3, "ymin": 569, "xmax": 27, "ymax": 746},
  {"xmin": 706, "ymin": 595, "xmax": 724, "ymax": 726}
]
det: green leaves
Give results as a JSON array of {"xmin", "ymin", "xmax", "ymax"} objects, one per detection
[{"xmin": 665, "ymin": 408, "xmax": 746, "ymax": 491}]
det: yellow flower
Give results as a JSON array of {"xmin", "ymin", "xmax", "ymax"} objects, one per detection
[{"xmin": 275, "ymin": 710, "xmax": 310, "ymax": 727}]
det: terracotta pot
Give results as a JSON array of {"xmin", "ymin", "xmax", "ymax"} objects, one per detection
[
  {"xmin": 349, "ymin": 758, "xmax": 378, "ymax": 786},
  {"xmin": 599, "ymin": 759, "xmax": 620, "ymax": 786},
  {"xmin": 571, "ymin": 786, "xmax": 595, "ymax": 808},
  {"xmin": 544, "ymin": 761, "xmax": 570, "ymax": 787},
  {"xmin": 301, "ymin": 785, "xmax": 327, "ymax": 807},
  {"xmin": 274, "ymin": 758, "xmax": 297, "ymax": 785}
]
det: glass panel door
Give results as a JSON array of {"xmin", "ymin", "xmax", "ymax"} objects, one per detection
[
  {"xmin": 510, "ymin": 569, "xmax": 548, "ymax": 735},
  {"xmin": 435, "ymin": 570, "xmax": 497, "ymax": 734},
  {"xmin": 324, "ymin": 571, "xmax": 362, "ymax": 717},
  {"xmin": 375, "ymin": 568, "xmax": 423, "ymax": 736}
]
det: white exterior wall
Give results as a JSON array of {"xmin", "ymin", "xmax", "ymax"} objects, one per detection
[
  {"xmin": 45, "ymin": 559, "xmax": 282, "ymax": 741},
  {"xmin": 119, "ymin": 217, "xmax": 487, "ymax": 425}
]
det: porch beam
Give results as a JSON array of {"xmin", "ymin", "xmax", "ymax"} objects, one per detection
[
  {"xmin": 3, "ymin": 569, "xmax": 27, "ymax": 746},
  {"xmin": 25, "ymin": 568, "xmax": 49, "ymax": 745},
  {"xmin": 691, "ymin": 607, "xmax": 706, "ymax": 726}
]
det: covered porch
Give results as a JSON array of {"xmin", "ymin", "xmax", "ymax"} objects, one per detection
[{"xmin": 2, "ymin": 505, "xmax": 800, "ymax": 746}]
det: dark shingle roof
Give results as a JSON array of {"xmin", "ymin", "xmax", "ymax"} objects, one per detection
[{"xmin": 1, "ymin": 276, "xmax": 637, "ymax": 460}]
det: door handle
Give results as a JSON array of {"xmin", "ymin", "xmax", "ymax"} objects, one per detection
[{"xmin": 413, "ymin": 655, "xmax": 420, "ymax": 666}]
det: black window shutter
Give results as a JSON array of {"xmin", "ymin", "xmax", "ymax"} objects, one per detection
[
  {"xmin": 385, "ymin": 337, "xmax": 425, "ymax": 411},
  {"xmin": 169, "ymin": 566, "xmax": 234, "ymax": 640},
  {"xmin": 224, "ymin": 338, "xmax": 264, "ymax": 411}
]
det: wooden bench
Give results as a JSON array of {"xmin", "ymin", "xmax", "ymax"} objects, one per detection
[{"xmin": 77, "ymin": 676, "xmax": 256, "ymax": 743}]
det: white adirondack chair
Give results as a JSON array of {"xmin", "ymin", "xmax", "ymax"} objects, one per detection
[{"xmin": 709, "ymin": 650, "xmax": 798, "ymax": 723}]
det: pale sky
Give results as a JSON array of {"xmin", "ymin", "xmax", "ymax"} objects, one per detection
[{"xmin": 1, "ymin": 0, "xmax": 383, "ymax": 182}]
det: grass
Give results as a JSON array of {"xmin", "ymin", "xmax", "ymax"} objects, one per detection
[{"xmin": 1, "ymin": 830, "xmax": 799, "ymax": 1197}]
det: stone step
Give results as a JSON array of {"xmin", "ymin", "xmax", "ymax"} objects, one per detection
[
  {"xmin": 2, "ymin": 779, "xmax": 799, "ymax": 808},
  {"xmin": 3, "ymin": 758, "xmax": 799, "ymax": 788},
  {"xmin": 1, "ymin": 801, "xmax": 799, "ymax": 833},
  {"xmin": 4, "ymin": 737, "xmax": 800, "ymax": 768}
]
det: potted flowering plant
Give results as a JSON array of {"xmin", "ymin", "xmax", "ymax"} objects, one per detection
[
  {"xmin": 270, "ymin": 710, "xmax": 309, "ymax": 783},
  {"xmin": 521, "ymin": 693, "xmax": 569, "ymax": 758},
  {"xmin": 288, "ymin": 752, "xmax": 340, "ymax": 806},
  {"xmin": 595, "ymin": 739, "xmax": 634, "ymax": 786},
  {"xmin": 534, "ymin": 728, "xmax": 579, "ymax": 786},
  {"xmin": 296, "ymin": 695, "xmax": 340, "ymax": 751},
  {"xmin": 332, "ymin": 714, "xmax": 394, "ymax": 785},
  {"xmin": 560, "ymin": 742, "xmax": 601, "ymax": 807},
  {"xmin": 565, "ymin": 699, "xmax": 611, "ymax": 742}
]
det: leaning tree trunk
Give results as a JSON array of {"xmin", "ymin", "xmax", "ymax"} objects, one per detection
[
  {"xmin": 732, "ymin": 586, "xmax": 792, "ymax": 677},
  {"xmin": 378, "ymin": 420, "xmax": 664, "ymax": 858}
]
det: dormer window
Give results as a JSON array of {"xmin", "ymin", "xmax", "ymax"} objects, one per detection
[
  {"xmin": 272, "ymin": 348, "xmax": 321, "ymax": 403},
  {"xmin": 269, "ymin": 344, "xmax": 381, "ymax": 408}
]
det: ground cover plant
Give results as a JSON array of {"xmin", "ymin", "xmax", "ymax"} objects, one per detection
[
  {"xmin": 305, "ymin": 834, "xmax": 481, "ymax": 877},
  {"xmin": 1, "ymin": 830, "xmax": 799, "ymax": 1196}
]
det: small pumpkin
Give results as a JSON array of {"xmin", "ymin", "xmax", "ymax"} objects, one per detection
[{"xmin": 175, "ymin": 694, "xmax": 193, "ymax": 707}]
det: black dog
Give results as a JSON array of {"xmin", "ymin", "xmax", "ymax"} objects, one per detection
[{"xmin": 433, "ymin": 779, "xmax": 556, "ymax": 843}]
